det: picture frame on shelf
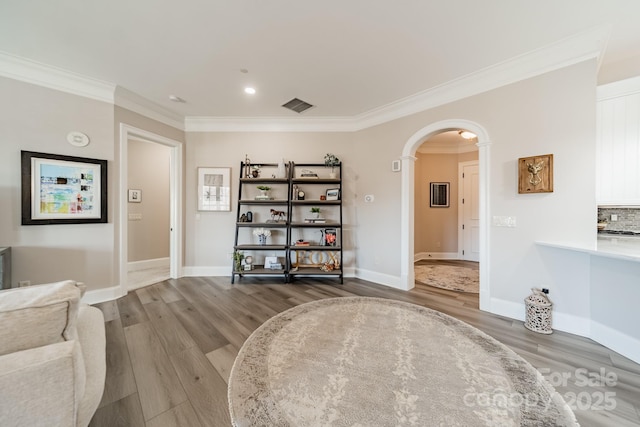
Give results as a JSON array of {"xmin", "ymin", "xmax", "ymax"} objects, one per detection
[
  {"xmin": 21, "ymin": 150, "xmax": 108, "ymax": 225},
  {"xmin": 128, "ymin": 189, "xmax": 142, "ymax": 203},
  {"xmin": 198, "ymin": 167, "xmax": 231, "ymax": 211},
  {"xmin": 326, "ymin": 188, "xmax": 340, "ymax": 201},
  {"xmin": 323, "ymin": 228, "xmax": 337, "ymax": 246}
]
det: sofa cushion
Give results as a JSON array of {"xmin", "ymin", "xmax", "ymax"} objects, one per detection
[
  {"xmin": 0, "ymin": 340, "xmax": 85, "ymax": 427},
  {"xmin": 0, "ymin": 280, "xmax": 82, "ymax": 356}
]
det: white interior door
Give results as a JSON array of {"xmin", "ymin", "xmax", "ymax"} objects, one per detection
[{"xmin": 459, "ymin": 161, "xmax": 479, "ymax": 261}]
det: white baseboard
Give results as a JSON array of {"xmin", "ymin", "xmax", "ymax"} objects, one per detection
[
  {"xmin": 489, "ymin": 297, "xmax": 591, "ymax": 336},
  {"xmin": 128, "ymin": 257, "xmax": 170, "ymax": 272},
  {"xmin": 414, "ymin": 252, "xmax": 458, "ymax": 261},
  {"xmin": 83, "ymin": 285, "xmax": 126, "ymax": 305},
  {"xmin": 591, "ymin": 321, "xmax": 640, "ymax": 365},
  {"xmin": 355, "ymin": 268, "xmax": 404, "ymax": 290}
]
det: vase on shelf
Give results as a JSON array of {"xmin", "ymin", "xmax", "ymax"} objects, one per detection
[
  {"xmin": 329, "ymin": 170, "xmax": 337, "ymax": 179},
  {"xmin": 258, "ymin": 235, "xmax": 267, "ymax": 245}
]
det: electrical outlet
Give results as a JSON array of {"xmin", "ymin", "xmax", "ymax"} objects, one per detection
[{"xmin": 611, "ymin": 214, "xmax": 618, "ymax": 222}]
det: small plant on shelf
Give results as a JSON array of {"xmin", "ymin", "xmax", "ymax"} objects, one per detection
[
  {"xmin": 232, "ymin": 251, "xmax": 244, "ymax": 271},
  {"xmin": 256, "ymin": 185, "xmax": 271, "ymax": 191},
  {"xmin": 324, "ymin": 153, "xmax": 340, "ymax": 172},
  {"xmin": 310, "ymin": 207, "xmax": 321, "ymax": 218}
]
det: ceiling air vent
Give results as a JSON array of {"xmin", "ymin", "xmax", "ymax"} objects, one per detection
[{"xmin": 282, "ymin": 98, "xmax": 314, "ymax": 113}]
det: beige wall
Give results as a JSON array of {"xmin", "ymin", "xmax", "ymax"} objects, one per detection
[
  {"xmin": 0, "ymin": 77, "xmax": 115, "ymax": 291},
  {"xmin": 184, "ymin": 132, "xmax": 355, "ymax": 271},
  {"xmin": 127, "ymin": 140, "xmax": 171, "ymax": 262},
  {"xmin": 352, "ymin": 60, "xmax": 596, "ymax": 318},
  {"xmin": 414, "ymin": 151, "xmax": 478, "ymax": 255}
]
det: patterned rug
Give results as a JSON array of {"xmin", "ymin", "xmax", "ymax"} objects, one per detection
[
  {"xmin": 228, "ymin": 297, "xmax": 577, "ymax": 426},
  {"xmin": 415, "ymin": 264, "xmax": 479, "ymax": 293}
]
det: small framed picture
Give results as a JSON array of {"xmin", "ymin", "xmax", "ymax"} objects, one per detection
[
  {"xmin": 324, "ymin": 228, "xmax": 337, "ymax": 246},
  {"xmin": 326, "ymin": 188, "xmax": 340, "ymax": 201},
  {"xmin": 430, "ymin": 182, "xmax": 450, "ymax": 208},
  {"xmin": 128, "ymin": 189, "xmax": 142, "ymax": 203}
]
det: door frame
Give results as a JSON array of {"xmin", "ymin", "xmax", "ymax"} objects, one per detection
[
  {"xmin": 118, "ymin": 124, "xmax": 183, "ymax": 294},
  {"xmin": 458, "ymin": 160, "xmax": 479, "ymax": 261},
  {"xmin": 401, "ymin": 119, "xmax": 491, "ymax": 311}
]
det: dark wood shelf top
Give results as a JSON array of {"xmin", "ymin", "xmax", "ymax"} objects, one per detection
[
  {"xmin": 234, "ymin": 244, "xmax": 287, "ymax": 250},
  {"xmin": 236, "ymin": 222, "xmax": 288, "ymax": 228}
]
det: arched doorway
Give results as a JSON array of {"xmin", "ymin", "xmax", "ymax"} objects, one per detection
[{"xmin": 400, "ymin": 119, "xmax": 491, "ymax": 310}]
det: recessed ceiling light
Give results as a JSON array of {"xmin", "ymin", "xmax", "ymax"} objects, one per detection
[
  {"xmin": 244, "ymin": 87, "xmax": 256, "ymax": 95},
  {"xmin": 168, "ymin": 95, "xmax": 186, "ymax": 103},
  {"xmin": 458, "ymin": 130, "xmax": 477, "ymax": 139}
]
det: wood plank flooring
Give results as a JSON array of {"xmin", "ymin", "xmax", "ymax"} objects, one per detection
[{"xmin": 90, "ymin": 275, "xmax": 640, "ymax": 427}]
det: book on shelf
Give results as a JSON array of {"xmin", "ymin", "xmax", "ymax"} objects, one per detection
[
  {"xmin": 304, "ymin": 218, "xmax": 326, "ymax": 223},
  {"xmin": 294, "ymin": 240, "xmax": 310, "ymax": 246}
]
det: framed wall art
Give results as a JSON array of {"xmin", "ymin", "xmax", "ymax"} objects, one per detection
[
  {"xmin": 198, "ymin": 167, "xmax": 231, "ymax": 211},
  {"xmin": 518, "ymin": 154, "xmax": 553, "ymax": 193},
  {"xmin": 430, "ymin": 182, "xmax": 450, "ymax": 207},
  {"xmin": 21, "ymin": 151, "xmax": 108, "ymax": 225}
]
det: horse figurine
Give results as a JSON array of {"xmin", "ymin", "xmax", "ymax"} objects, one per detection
[{"xmin": 270, "ymin": 209, "xmax": 286, "ymax": 222}]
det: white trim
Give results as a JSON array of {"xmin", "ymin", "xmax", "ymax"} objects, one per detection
[
  {"xmin": 184, "ymin": 116, "xmax": 356, "ymax": 133},
  {"xmin": 355, "ymin": 268, "xmax": 404, "ymax": 290},
  {"xmin": 0, "ymin": 51, "xmax": 115, "ymax": 103},
  {"xmin": 597, "ymin": 75, "xmax": 640, "ymax": 100},
  {"xmin": 402, "ymin": 119, "xmax": 491, "ymax": 307},
  {"xmin": 82, "ymin": 285, "xmax": 125, "ymax": 305},
  {"xmin": 0, "ymin": 25, "xmax": 609, "ymax": 134},
  {"xmin": 417, "ymin": 142, "xmax": 478, "ymax": 154},
  {"xmin": 591, "ymin": 321, "xmax": 640, "ymax": 365},
  {"xmin": 128, "ymin": 257, "xmax": 170, "ymax": 272},
  {"xmin": 414, "ymin": 252, "xmax": 458, "ymax": 261},
  {"xmin": 184, "ymin": 25, "xmax": 610, "ymax": 133},
  {"xmin": 115, "ymin": 87, "xmax": 185, "ymax": 130},
  {"xmin": 119, "ymin": 125, "xmax": 183, "ymax": 298}
]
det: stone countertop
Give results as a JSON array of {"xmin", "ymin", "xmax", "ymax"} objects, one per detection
[{"xmin": 536, "ymin": 235, "xmax": 640, "ymax": 262}]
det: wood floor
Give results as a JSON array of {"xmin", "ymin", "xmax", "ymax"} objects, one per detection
[{"xmin": 90, "ymin": 275, "xmax": 640, "ymax": 427}]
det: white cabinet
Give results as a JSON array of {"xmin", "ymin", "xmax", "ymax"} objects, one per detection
[{"xmin": 597, "ymin": 76, "xmax": 640, "ymax": 205}]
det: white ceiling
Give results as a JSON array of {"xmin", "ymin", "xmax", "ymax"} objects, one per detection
[{"xmin": 1, "ymin": 1, "xmax": 639, "ymax": 121}]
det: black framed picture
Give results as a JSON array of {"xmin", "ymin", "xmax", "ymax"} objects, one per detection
[
  {"xmin": 21, "ymin": 151, "xmax": 108, "ymax": 225},
  {"xmin": 323, "ymin": 228, "xmax": 337, "ymax": 246},
  {"xmin": 430, "ymin": 182, "xmax": 450, "ymax": 208}
]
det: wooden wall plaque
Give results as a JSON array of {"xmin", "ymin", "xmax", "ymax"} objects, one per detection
[{"xmin": 518, "ymin": 154, "xmax": 553, "ymax": 194}]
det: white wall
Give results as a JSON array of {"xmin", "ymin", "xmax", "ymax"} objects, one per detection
[{"xmin": 0, "ymin": 77, "xmax": 115, "ymax": 291}]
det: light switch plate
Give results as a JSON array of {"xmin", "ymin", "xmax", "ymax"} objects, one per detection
[{"xmin": 493, "ymin": 216, "xmax": 516, "ymax": 227}]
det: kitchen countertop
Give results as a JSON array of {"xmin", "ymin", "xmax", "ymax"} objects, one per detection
[{"xmin": 536, "ymin": 234, "xmax": 640, "ymax": 262}]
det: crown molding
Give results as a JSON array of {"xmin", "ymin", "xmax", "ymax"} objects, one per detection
[
  {"xmin": 1, "ymin": 24, "xmax": 610, "ymax": 133},
  {"xmin": 597, "ymin": 75, "xmax": 640, "ymax": 100},
  {"xmin": 351, "ymin": 24, "xmax": 610, "ymax": 131},
  {"xmin": 184, "ymin": 116, "xmax": 357, "ymax": 132},
  {"xmin": 114, "ymin": 87, "xmax": 185, "ymax": 131},
  {"xmin": 185, "ymin": 25, "xmax": 610, "ymax": 132},
  {"xmin": 0, "ymin": 51, "xmax": 115, "ymax": 103}
]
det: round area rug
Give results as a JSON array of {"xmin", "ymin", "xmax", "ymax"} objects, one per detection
[
  {"xmin": 228, "ymin": 297, "xmax": 577, "ymax": 426},
  {"xmin": 415, "ymin": 264, "xmax": 479, "ymax": 293}
]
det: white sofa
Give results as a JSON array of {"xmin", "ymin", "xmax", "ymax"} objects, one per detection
[{"xmin": 0, "ymin": 280, "xmax": 106, "ymax": 427}]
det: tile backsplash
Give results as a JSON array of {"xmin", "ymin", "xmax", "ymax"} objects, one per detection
[{"xmin": 598, "ymin": 207, "xmax": 640, "ymax": 232}]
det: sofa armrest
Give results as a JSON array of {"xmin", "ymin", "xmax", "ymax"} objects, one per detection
[{"xmin": 0, "ymin": 340, "xmax": 86, "ymax": 427}]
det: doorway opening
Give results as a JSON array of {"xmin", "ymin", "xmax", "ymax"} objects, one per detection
[
  {"xmin": 413, "ymin": 130, "xmax": 479, "ymax": 294},
  {"xmin": 400, "ymin": 119, "xmax": 491, "ymax": 311},
  {"xmin": 118, "ymin": 124, "xmax": 183, "ymax": 295}
]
